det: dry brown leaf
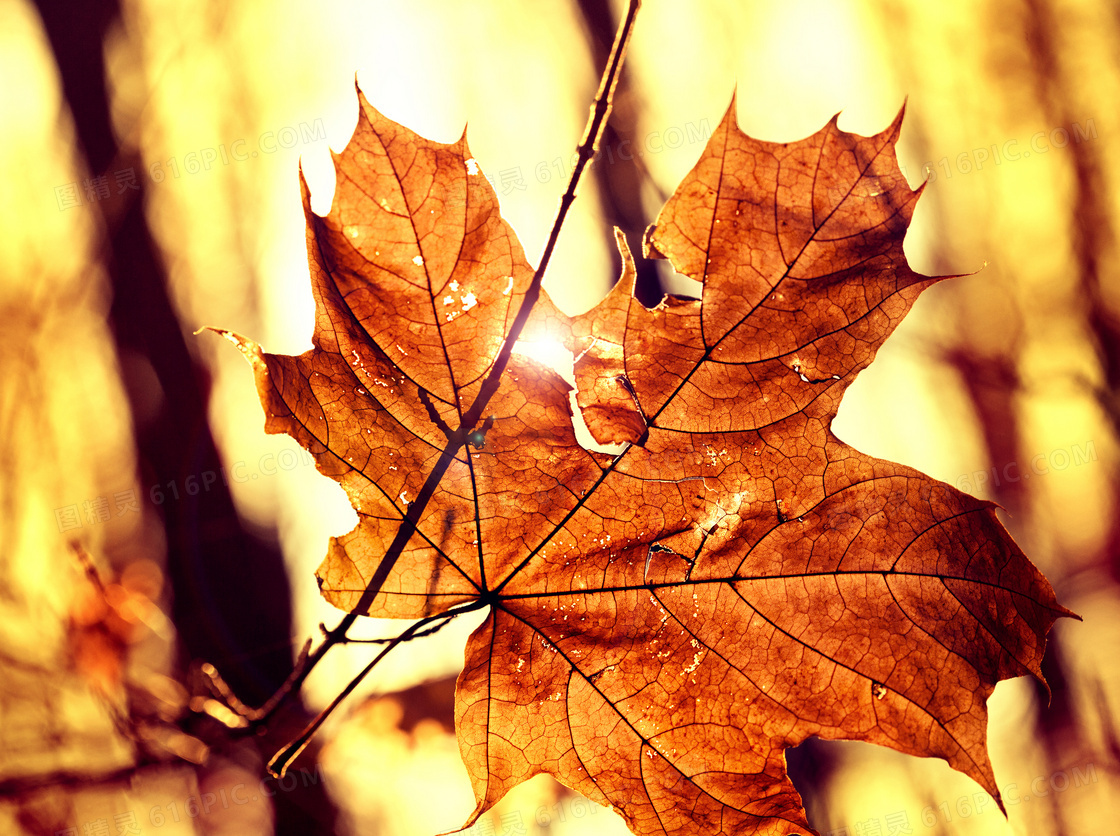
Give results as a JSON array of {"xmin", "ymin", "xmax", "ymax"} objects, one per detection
[{"xmin": 219, "ymin": 87, "xmax": 1076, "ymax": 835}]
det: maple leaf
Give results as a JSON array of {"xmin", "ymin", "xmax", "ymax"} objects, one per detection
[{"xmin": 216, "ymin": 86, "xmax": 1076, "ymax": 835}]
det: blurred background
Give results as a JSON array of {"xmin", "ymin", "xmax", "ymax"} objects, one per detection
[{"xmin": 0, "ymin": 0, "xmax": 1117, "ymax": 834}]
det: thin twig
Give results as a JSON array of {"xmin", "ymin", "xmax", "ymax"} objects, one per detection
[
  {"xmin": 330, "ymin": 616, "xmax": 455, "ymax": 645},
  {"xmin": 266, "ymin": 604, "xmax": 483, "ymax": 777},
  {"xmin": 461, "ymin": 0, "xmax": 641, "ymax": 435},
  {"xmin": 202, "ymin": 638, "xmax": 313, "ymax": 722},
  {"xmin": 350, "ymin": 0, "xmax": 641, "ymax": 619},
  {"xmin": 249, "ymin": 615, "xmax": 357, "ymax": 728},
  {"xmin": 70, "ymin": 541, "xmax": 107, "ymax": 594}
]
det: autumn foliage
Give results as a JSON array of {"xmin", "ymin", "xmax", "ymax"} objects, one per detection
[{"xmin": 217, "ymin": 84, "xmax": 1075, "ymax": 835}]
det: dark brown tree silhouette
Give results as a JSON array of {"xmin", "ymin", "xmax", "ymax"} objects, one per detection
[{"xmin": 29, "ymin": 1, "xmax": 336, "ymax": 831}]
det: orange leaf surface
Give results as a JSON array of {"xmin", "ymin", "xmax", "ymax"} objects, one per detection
[{"xmin": 220, "ymin": 87, "xmax": 1075, "ymax": 835}]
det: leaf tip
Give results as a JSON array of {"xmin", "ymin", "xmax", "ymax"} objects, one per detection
[
  {"xmin": 611, "ymin": 226, "xmax": 638, "ymax": 297},
  {"xmin": 353, "ymin": 78, "xmax": 382, "ymax": 129},
  {"xmin": 298, "ymin": 164, "xmax": 314, "ymax": 210},
  {"xmin": 992, "ymin": 787, "xmax": 1008, "ymax": 818},
  {"xmin": 201, "ymin": 326, "xmax": 267, "ymax": 371},
  {"xmin": 720, "ymin": 87, "xmax": 739, "ymax": 131},
  {"xmin": 641, "ymin": 222, "xmax": 665, "ymax": 261},
  {"xmin": 438, "ymin": 801, "xmax": 486, "ymax": 836},
  {"xmin": 893, "ymin": 97, "xmax": 909, "ymax": 129},
  {"xmin": 879, "ymin": 100, "xmax": 907, "ymax": 148}
]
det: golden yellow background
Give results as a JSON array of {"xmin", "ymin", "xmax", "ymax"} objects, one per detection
[{"xmin": 0, "ymin": 0, "xmax": 1116, "ymax": 834}]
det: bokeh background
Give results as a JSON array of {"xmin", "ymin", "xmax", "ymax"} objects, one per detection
[{"xmin": 1, "ymin": 0, "xmax": 1117, "ymax": 834}]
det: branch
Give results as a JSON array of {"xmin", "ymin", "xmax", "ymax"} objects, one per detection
[{"xmin": 351, "ymin": 0, "xmax": 641, "ymax": 618}]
